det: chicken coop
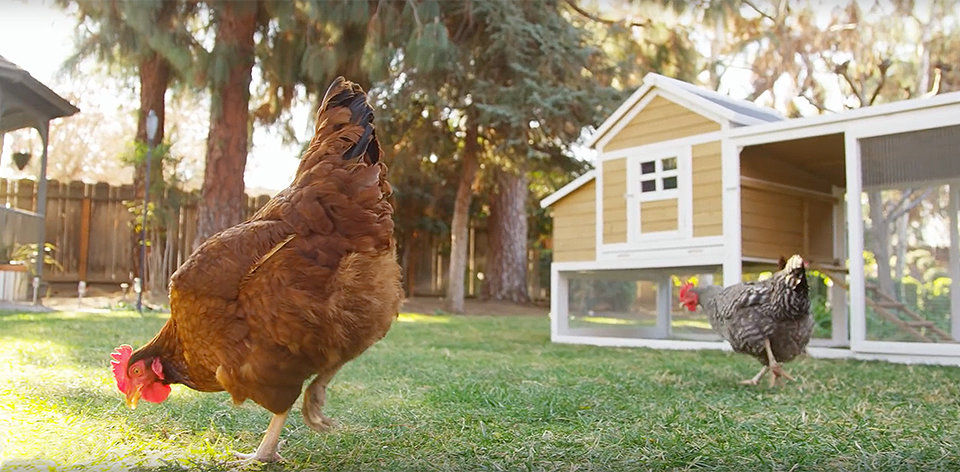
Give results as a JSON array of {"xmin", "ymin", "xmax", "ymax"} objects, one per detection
[{"xmin": 541, "ymin": 73, "xmax": 960, "ymax": 365}]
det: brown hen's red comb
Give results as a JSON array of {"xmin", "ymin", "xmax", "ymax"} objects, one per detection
[{"xmin": 110, "ymin": 344, "xmax": 132, "ymax": 392}]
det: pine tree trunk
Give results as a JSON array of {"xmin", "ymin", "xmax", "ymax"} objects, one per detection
[
  {"xmin": 445, "ymin": 121, "xmax": 479, "ymax": 313},
  {"xmin": 485, "ymin": 167, "xmax": 530, "ymax": 303},
  {"xmin": 131, "ymin": 52, "xmax": 170, "ymax": 288},
  {"xmin": 194, "ymin": 3, "xmax": 257, "ymax": 248}
]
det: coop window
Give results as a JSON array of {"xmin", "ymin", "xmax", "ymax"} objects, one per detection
[{"xmin": 637, "ymin": 156, "xmax": 680, "ymax": 197}]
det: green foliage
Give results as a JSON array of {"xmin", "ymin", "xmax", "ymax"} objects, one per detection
[
  {"xmin": 61, "ymin": 0, "xmax": 200, "ymax": 80},
  {"xmin": 807, "ymin": 271, "xmax": 832, "ymax": 339},
  {"xmin": 2, "ymin": 243, "xmax": 63, "ymax": 276}
]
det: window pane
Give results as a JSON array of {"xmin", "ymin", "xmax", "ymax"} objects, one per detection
[
  {"xmin": 662, "ymin": 157, "xmax": 677, "ymax": 170},
  {"xmin": 641, "ymin": 180, "xmax": 656, "ymax": 192},
  {"xmin": 662, "ymin": 176, "xmax": 677, "ymax": 190},
  {"xmin": 641, "ymin": 161, "xmax": 655, "ymax": 174}
]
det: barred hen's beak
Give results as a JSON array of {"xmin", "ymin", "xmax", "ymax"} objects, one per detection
[{"xmin": 125, "ymin": 385, "xmax": 142, "ymax": 409}]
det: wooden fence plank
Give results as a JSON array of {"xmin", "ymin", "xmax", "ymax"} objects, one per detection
[{"xmin": 0, "ymin": 177, "xmax": 270, "ymax": 287}]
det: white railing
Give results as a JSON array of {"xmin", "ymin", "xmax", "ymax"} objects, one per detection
[{"xmin": 0, "ymin": 206, "xmax": 42, "ymax": 254}]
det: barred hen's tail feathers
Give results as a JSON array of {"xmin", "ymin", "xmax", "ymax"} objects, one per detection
[{"xmin": 297, "ymin": 77, "xmax": 381, "ymax": 177}]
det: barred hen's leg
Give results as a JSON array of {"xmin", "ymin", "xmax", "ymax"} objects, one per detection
[
  {"xmin": 302, "ymin": 366, "xmax": 343, "ymax": 432},
  {"xmin": 739, "ymin": 365, "xmax": 767, "ymax": 385},
  {"xmin": 764, "ymin": 338, "xmax": 795, "ymax": 387},
  {"xmin": 234, "ymin": 411, "xmax": 288, "ymax": 463}
]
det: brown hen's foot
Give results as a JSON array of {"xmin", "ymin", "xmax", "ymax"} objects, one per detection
[
  {"xmin": 233, "ymin": 449, "xmax": 283, "ymax": 464},
  {"xmin": 739, "ymin": 365, "xmax": 768, "ymax": 385},
  {"xmin": 303, "ymin": 367, "xmax": 342, "ymax": 432},
  {"xmin": 768, "ymin": 362, "xmax": 795, "ymax": 387},
  {"xmin": 231, "ymin": 412, "xmax": 288, "ymax": 464}
]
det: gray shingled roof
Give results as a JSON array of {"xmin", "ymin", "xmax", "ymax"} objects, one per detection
[
  {"xmin": 0, "ymin": 54, "xmax": 79, "ymax": 133},
  {"xmin": 654, "ymin": 74, "xmax": 783, "ymax": 125}
]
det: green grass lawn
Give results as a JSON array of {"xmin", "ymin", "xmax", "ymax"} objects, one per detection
[{"xmin": 2, "ymin": 310, "xmax": 960, "ymax": 471}]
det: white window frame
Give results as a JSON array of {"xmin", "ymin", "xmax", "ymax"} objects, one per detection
[
  {"xmin": 636, "ymin": 155, "xmax": 680, "ymax": 201},
  {"xmin": 626, "ymin": 146, "xmax": 692, "ymax": 243}
]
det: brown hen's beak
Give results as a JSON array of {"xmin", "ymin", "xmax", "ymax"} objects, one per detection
[{"xmin": 125, "ymin": 385, "xmax": 142, "ymax": 409}]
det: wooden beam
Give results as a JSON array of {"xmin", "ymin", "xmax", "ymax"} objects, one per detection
[
  {"xmin": 802, "ymin": 199, "xmax": 810, "ymax": 257},
  {"xmin": 865, "ymin": 298, "xmax": 931, "ymax": 343},
  {"xmin": 78, "ymin": 193, "xmax": 91, "ymax": 281},
  {"xmin": 740, "ymin": 176, "xmax": 839, "ymax": 202},
  {"xmin": 951, "ymin": 183, "xmax": 960, "ymax": 341}
]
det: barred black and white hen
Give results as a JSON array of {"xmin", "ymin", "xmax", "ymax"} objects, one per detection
[{"xmin": 679, "ymin": 255, "xmax": 812, "ymax": 386}]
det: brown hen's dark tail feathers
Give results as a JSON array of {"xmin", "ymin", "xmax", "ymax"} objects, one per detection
[{"xmin": 317, "ymin": 76, "xmax": 381, "ymax": 165}]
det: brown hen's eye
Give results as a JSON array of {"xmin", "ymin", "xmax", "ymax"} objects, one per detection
[{"xmin": 132, "ymin": 367, "xmax": 142, "ymax": 375}]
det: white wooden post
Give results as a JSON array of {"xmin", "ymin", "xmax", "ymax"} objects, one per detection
[
  {"xmin": 656, "ymin": 275, "xmax": 672, "ymax": 338},
  {"xmin": 844, "ymin": 133, "xmax": 866, "ymax": 349},
  {"xmin": 34, "ymin": 122, "xmax": 49, "ymax": 304},
  {"xmin": 721, "ymin": 140, "xmax": 742, "ymax": 285},
  {"xmin": 595, "ymin": 159, "xmax": 604, "ymax": 258},
  {"xmin": 831, "ymin": 185, "xmax": 849, "ymax": 346},
  {"xmin": 550, "ymin": 266, "xmax": 570, "ymax": 338},
  {"xmin": 949, "ymin": 183, "xmax": 960, "ymax": 341}
]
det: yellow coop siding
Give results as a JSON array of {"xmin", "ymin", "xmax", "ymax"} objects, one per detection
[
  {"xmin": 552, "ymin": 180, "xmax": 596, "ymax": 262},
  {"xmin": 740, "ymin": 185, "xmax": 835, "ymax": 263},
  {"xmin": 602, "ymin": 158, "xmax": 627, "ymax": 244},
  {"xmin": 604, "ymin": 96, "xmax": 721, "ymax": 152},
  {"xmin": 640, "ymin": 199, "xmax": 678, "ymax": 233},
  {"xmin": 692, "ymin": 141, "xmax": 723, "ymax": 237}
]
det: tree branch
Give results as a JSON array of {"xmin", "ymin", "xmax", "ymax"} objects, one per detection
[
  {"xmin": 866, "ymin": 59, "xmax": 891, "ymax": 106},
  {"xmin": 799, "ymin": 92, "xmax": 828, "ymax": 113},
  {"xmin": 564, "ymin": 0, "xmax": 651, "ymax": 29},
  {"xmin": 887, "ymin": 188, "xmax": 933, "ymax": 223},
  {"xmin": 742, "ymin": 0, "xmax": 777, "ymax": 23},
  {"xmin": 834, "ymin": 61, "xmax": 865, "ymax": 106}
]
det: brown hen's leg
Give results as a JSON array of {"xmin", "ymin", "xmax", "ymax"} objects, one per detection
[
  {"xmin": 739, "ymin": 365, "xmax": 768, "ymax": 385},
  {"xmin": 764, "ymin": 338, "xmax": 795, "ymax": 387},
  {"xmin": 302, "ymin": 366, "xmax": 343, "ymax": 432},
  {"xmin": 234, "ymin": 411, "xmax": 288, "ymax": 463}
]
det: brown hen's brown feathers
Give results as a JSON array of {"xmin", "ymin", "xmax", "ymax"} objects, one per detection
[{"xmin": 132, "ymin": 77, "xmax": 402, "ymax": 415}]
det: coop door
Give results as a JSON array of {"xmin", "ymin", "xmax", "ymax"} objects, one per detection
[{"xmin": 859, "ymin": 125, "xmax": 960, "ymax": 344}]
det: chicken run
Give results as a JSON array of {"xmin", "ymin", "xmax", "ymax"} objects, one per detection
[{"xmin": 111, "ymin": 77, "xmax": 402, "ymax": 463}]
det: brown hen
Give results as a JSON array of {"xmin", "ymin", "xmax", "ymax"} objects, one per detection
[{"xmin": 110, "ymin": 77, "xmax": 402, "ymax": 462}]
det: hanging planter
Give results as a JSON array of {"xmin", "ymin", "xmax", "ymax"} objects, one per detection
[{"xmin": 12, "ymin": 151, "xmax": 31, "ymax": 170}]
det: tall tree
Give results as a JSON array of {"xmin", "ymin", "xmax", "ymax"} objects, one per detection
[
  {"xmin": 366, "ymin": 0, "xmax": 679, "ymax": 310},
  {"xmin": 485, "ymin": 166, "xmax": 530, "ymax": 303},
  {"xmin": 194, "ymin": 1, "xmax": 260, "ymax": 246},
  {"xmin": 62, "ymin": 0, "xmax": 198, "ymax": 289}
]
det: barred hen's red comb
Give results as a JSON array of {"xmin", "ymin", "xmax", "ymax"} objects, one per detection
[
  {"xmin": 110, "ymin": 344, "xmax": 132, "ymax": 392},
  {"xmin": 679, "ymin": 281, "xmax": 694, "ymax": 299}
]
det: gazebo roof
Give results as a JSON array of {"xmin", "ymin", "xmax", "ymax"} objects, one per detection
[{"xmin": 0, "ymin": 55, "xmax": 79, "ymax": 133}]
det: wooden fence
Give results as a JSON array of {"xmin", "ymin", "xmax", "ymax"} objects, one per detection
[
  {"xmin": 0, "ymin": 178, "xmax": 269, "ymax": 286},
  {"xmin": 1, "ymin": 177, "xmax": 549, "ymax": 301}
]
